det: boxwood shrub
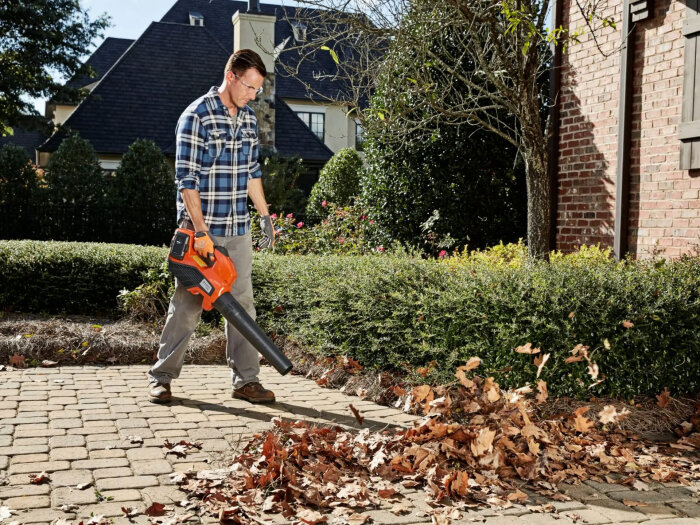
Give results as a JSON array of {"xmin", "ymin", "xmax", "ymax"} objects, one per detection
[
  {"xmin": 0, "ymin": 240, "xmax": 167, "ymax": 315},
  {"xmin": 1, "ymin": 239, "xmax": 698, "ymax": 397}
]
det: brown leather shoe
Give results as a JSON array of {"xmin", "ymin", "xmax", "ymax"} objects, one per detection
[
  {"xmin": 149, "ymin": 382, "xmax": 172, "ymax": 404},
  {"xmin": 232, "ymin": 382, "xmax": 275, "ymax": 404}
]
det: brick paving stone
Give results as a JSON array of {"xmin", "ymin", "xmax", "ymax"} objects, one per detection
[
  {"xmin": 199, "ymin": 438, "xmax": 231, "ymax": 452},
  {"xmin": 50, "ymin": 446, "xmax": 88, "ymax": 461},
  {"xmin": 46, "ymin": 397, "xmax": 78, "ymax": 405},
  {"xmin": 84, "ymin": 412, "xmax": 126, "ymax": 422},
  {"xmin": 50, "ymin": 434, "xmax": 86, "ymax": 448},
  {"xmin": 49, "ymin": 468, "xmax": 93, "ymax": 487},
  {"xmin": 2, "ymin": 495, "xmax": 50, "ymax": 510},
  {"xmin": 0, "ymin": 455, "xmax": 8, "ymax": 470},
  {"xmin": 13, "ymin": 423, "xmax": 47, "ymax": 432},
  {"xmin": 77, "ymin": 500, "xmax": 144, "ymax": 518},
  {"xmin": 86, "ymin": 432, "xmax": 121, "ymax": 442},
  {"xmin": 72, "ymin": 457, "xmax": 130, "ymax": 469},
  {"xmin": 0, "ymin": 409, "xmax": 17, "ymax": 418},
  {"xmin": 606, "ymin": 489, "xmax": 673, "ymax": 504},
  {"xmin": 98, "ymin": 488, "xmax": 142, "ymax": 502},
  {"xmin": 86, "ymin": 439, "xmax": 142, "ymax": 451},
  {"xmin": 634, "ymin": 503, "xmax": 679, "ymax": 519},
  {"xmin": 119, "ymin": 428, "xmax": 154, "ymax": 439},
  {"xmin": 0, "ymin": 444, "xmax": 49, "ymax": 455},
  {"xmin": 49, "ymin": 409, "xmax": 81, "ymax": 419},
  {"xmin": 8, "ymin": 508, "xmax": 75, "ymax": 523},
  {"xmin": 0, "ymin": 434, "xmax": 11, "ymax": 447},
  {"xmin": 12, "ymin": 437, "xmax": 47, "ymax": 446},
  {"xmin": 90, "ymin": 448, "xmax": 127, "ymax": 459},
  {"xmin": 67, "ymin": 425, "xmax": 116, "ymax": 435},
  {"xmin": 10, "ymin": 452, "xmax": 49, "ymax": 464},
  {"xmin": 8, "ymin": 460, "xmax": 70, "ymax": 475},
  {"xmin": 96, "ymin": 475, "xmax": 159, "ymax": 490},
  {"xmin": 14, "ymin": 428, "xmax": 65, "ymax": 438},
  {"xmin": 116, "ymin": 418, "xmax": 149, "ymax": 429},
  {"xmin": 0, "ymin": 401, "xmax": 18, "ymax": 408},
  {"xmin": 669, "ymin": 501, "xmax": 700, "ymax": 518},
  {"xmin": 127, "ymin": 447, "xmax": 165, "ymax": 461},
  {"xmin": 187, "ymin": 428, "xmax": 224, "ymax": 439},
  {"xmin": 656, "ymin": 487, "xmax": 698, "ymax": 502},
  {"xmin": 586, "ymin": 499, "xmax": 647, "ymax": 522},
  {"xmin": 51, "ymin": 486, "xmax": 99, "ymax": 506},
  {"xmin": 93, "ymin": 466, "xmax": 134, "ymax": 480},
  {"xmin": 0, "ymin": 483, "xmax": 50, "ymax": 498},
  {"xmin": 49, "ymin": 418, "xmax": 83, "ymax": 429},
  {"xmin": 0, "ymin": 416, "xmax": 48, "ymax": 425},
  {"xmin": 131, "ymin": 459, "xmax": 173, "ymax": 475},
  {"xmin": 110, "ymin": 404, "xmax": 141, "ymax": 413},
  {"xmin": 583, "ymin": 480, "xmax": 630, "ymax": 493}
]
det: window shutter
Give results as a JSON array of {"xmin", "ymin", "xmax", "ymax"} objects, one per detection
[{"xmin": 680, "ymin": 1, "xmax": 700, "ymax": 169}]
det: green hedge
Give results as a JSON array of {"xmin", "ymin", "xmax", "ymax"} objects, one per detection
[
  {"xmin": 252, "ymin": 249, "xmax": 700, "ymax": 398},
  {"xmin": 2, "ymin": 239, "xmax": 699, "ymax": 397},
  {"xmin": 0, "ymin": 240, "xmax": 167, "ymax": 315}
]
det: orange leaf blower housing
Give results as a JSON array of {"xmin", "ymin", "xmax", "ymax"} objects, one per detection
[{"xmin": 167, "ymin": 228, "xmax": 292, "ymax": 375}]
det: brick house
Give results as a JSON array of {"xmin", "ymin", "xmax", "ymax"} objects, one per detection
[
  {"xmin": 7, "ymin": 0, "xmax": 367, "ymax": 189},
  {"xmin": 552, "ymin": 0, "xmax": 700, "ymax": 258}
]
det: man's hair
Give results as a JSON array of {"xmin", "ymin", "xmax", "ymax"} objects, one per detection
[{"xmin": 225, "ymin": 49, "xmax": 267, "ymax": 78}]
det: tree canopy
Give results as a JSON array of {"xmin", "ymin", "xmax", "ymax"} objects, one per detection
[{"xmin": 0, "ymin": 0, "xmax": 109, "ymax": 136}]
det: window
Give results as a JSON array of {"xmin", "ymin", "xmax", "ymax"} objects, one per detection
[
  {"xmin": 296, "ymin": 111, "xmax": 324, "ymax": 141},
  {"xmin": 355, "ymin": 121, "xmax": 364, "ymax": 151}
]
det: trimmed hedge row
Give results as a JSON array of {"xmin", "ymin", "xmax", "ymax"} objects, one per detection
[
  {"xmin": 1, "ymin": 240, "xmax": 698, "ymax": 397},
  {"xmin": 252, "ymin": 250, "xmax": 700, "ymax": 398},
  {"xmin": 0, "ymin": 240, "xmax": 166, "ymax": 315}
]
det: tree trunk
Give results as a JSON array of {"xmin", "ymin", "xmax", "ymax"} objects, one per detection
[{"xmin": 523, "ymin": 138, "xmax": 551, "ymax": 260}]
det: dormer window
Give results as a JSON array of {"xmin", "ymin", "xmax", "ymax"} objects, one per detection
[
  {"xmin": 291, "ymin": 21, "xmax": 307, "ymax": 42},
  {"xmin": 189, "ymin": 11, "xmax": 204, "ymax": 26}
]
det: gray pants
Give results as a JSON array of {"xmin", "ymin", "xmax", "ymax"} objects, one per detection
[{"xmin": 147, "ymin": 233, "xmax": 259, "ymax": 389}]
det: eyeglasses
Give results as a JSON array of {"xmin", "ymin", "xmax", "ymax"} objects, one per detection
[{"xmin": 234, "ymin": 73, "xmax": 263, "ymax": 96}]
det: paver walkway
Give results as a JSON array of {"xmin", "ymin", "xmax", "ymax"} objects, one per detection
[{"xmin": 1, "ymin": 364, "xmax": 699, "ymax": 524}]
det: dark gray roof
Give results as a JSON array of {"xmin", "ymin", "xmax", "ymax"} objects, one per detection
[
  {"xmin": 275, "ymin": 97, "xmax": 333, "ymax": 161},
  {"xmin": 160, "ymin": 0, "xmax": 346, "ymax": 101},
  {"xmin": 67, "ymin": 37, "xmax": 134, "ymax": 89},
  {"xmin": 40, "ymin": 22, "xmax": 230, "ymax": 154},
  {"xmin": 0, "ymin": 129, "xmax": 47, "ymax": 160}
]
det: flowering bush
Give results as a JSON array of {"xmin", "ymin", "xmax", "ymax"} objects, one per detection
[{"xmin": 251, "ymin": 203, "xmax": 390, "ymax": 255}]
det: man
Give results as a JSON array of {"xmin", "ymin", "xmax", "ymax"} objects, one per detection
[{"xmin": 147, "ymin": 49, "xmax": 277, "ymax": 404}]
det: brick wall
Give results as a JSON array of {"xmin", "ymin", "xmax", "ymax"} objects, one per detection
[{"xmin": 557, "ymin": 0, "xmax": 700, "ymax": 257}]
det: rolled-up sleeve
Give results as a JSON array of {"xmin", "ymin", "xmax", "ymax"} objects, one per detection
[
  {"xmin": 248, "ymin": 132, "xmax": 262, "ymax": 180},
  {"xmin": 175, "ymin": 111, "xmax": 206, "ymax": 191}
]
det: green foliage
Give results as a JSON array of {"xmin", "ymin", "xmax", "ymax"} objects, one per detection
[
  {"xmin": 250, "ymin": 204, "xmax": 387, "ymax": 255},
  {"xmin": 107, "ymin": 139, "xmax": 176, "ymax": 245},
  {"xmin": 45, "ymin": 133, "xmax": 105, "ymax": 207},
  {"xmin": 0, "ymin": 0, "xmax": 109, "ymax": 134},
  {"xmin": 260, "ymin": 152, "xmax": 307, "ymax": 216},
  {"xmin": 0, "ymin": 239, "xmax": 167, "ymax": 315},
  {"xmin": 253, "ymin": 249, "xmax": 700, "ymax": 398},
  {"xmin": 0, "ymin": 144, "xmax": 41, "ymax": 237},
  {"xmin": 4, "ymin": 238, "xmax": 698, "ymax": 398},
  {"xmin": 306, "ymin": 148, "xmax": 364, "ymax": 220}
]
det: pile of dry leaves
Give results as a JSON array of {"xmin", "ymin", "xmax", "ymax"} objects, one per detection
[{"xmin": 174, "ymin": 357, "xmax": 700, "ymax": 524}]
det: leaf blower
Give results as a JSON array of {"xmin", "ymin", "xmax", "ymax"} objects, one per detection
[{"xmin": 167, "ymin": 228, "xmax": 293, "ymax": 375}]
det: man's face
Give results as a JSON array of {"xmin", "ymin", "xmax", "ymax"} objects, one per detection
[{"xmin": 228, "ymin": 68, "xmax": 264, "ymax": 109}]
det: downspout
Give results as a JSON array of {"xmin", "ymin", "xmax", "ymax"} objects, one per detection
[
  {"xmin": 614, "ymin": 0, "xmax": 635, "ymax": 261},
  {"xmin": 548, "ymin": 0, "xmax": 564, "ymax": 252}
]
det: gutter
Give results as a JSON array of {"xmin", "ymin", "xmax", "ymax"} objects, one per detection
[{"xmin": 548, "ymin": 0, "xmax": 564, "ymax": 252}]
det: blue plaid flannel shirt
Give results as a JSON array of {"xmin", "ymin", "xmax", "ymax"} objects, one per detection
[{"xmin": 175, "ymin": 86, "xmax": 262, "ymax": 237}]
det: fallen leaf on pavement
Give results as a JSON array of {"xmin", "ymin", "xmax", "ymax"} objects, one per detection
[
  {"xmin": 622, "ymin": 500, "xmax": 648, "ymax": 507},
  {"xmin": 349, "ymin": 404, "xmax": 364, "ymax": 425},
  {"xmin": 145, "ymin": 502, "xmax": 166, "ymax": 516}
]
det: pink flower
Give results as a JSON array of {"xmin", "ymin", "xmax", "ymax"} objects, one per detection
[
  {"xmin": 286, "ymin": 213, "xmax": 294, "ymax": 219},
  {"xmin": 322, "ymin": 200, "xmax": 327, "ymax": 207},
  {"xmin": 369, "ymin": 220, "xmax": 375, "ymax": 225},
  {"xmin": 376, "ymin": 246, "xmax": 385, "ymax": 252},
  {"xmin": 323, "ymin": 219, "xmax": 329, "ymax": 225},
  {"xmin": 439, "ymin": 250, "xmax": 447, "ymax": 258},
  {"xmin": 296, "ymin": 221, "xmax": 304, "ymax": 228},
  {"xmin": 271, "ymin": 213, "xmax": 278, "ymax": 219},
  {"xmin": 361, "ymin": 214, "xmax": 367, "ymax": 220},
  {"xmin": 339, "ymin": 238, "xmax": 345, "ymax": 244}
]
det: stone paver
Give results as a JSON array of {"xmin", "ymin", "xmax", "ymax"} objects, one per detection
[{"xmin": 1, "ymin": 364, "xmax": 699, "ymax": 525}]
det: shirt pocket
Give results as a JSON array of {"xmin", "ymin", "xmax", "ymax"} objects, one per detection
[{"xmin": 207, "ymin": 129, "xmax": 228, "ymax": 160}]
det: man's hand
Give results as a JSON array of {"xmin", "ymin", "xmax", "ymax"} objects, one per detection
[
  {"xmin": 194, "ymin": 231, "xmax": 215, "ymax": 263},
  {"xmin": 259, "ymin": 215, "xmax": 276, "ymax": 249}
]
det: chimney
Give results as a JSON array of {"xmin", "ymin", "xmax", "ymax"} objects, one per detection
[{"xmin": 248, "ymin": 0, "xmax": 260, "ymax": 12}]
